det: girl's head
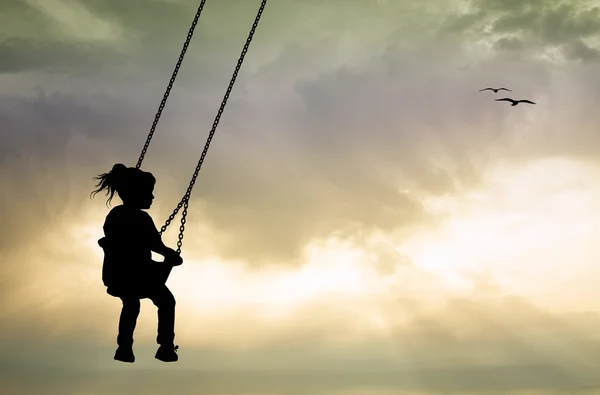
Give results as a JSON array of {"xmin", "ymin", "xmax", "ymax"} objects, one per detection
[{"xmin": 91, "ymin": 163, "xmax": 156, "ymax": 209}]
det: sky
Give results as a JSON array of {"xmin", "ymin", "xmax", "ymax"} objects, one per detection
[{"xmin": 2, "ymin": 0, "xmax": 600, "ymax": 394}]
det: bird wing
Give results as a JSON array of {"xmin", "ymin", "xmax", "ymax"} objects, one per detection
[
  {"xmin": 495, "ymin": 98, "xmax": 514, "ymax": 102},
  {"xmin": 499, "ymin": 88, "xmax": 511, "ymax": 91},
  {"xmin": 519, "ymin": 100, "xmax": 536, "ymax": 104},
  {"xmin": 479, "ymin": 88, "xmax": 493, "ymax": 91}
]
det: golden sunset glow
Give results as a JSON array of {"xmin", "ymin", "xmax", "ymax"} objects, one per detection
[{"xmin": 3, "ymin": 0, "xmax": 600, "ymax": 394}]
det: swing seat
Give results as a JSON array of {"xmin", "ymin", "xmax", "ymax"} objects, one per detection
[{"xmin": 98, "ymin": 236, "xmax": 173, "ymax": 295}]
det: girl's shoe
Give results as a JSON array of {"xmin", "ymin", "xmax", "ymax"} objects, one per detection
[
  {"xmin": 155, "ymin": 344, "xmax": 179, "ymax": 362},
  {"xmin": 114, "ymin": 346, "xmax": 135, "ymax": 363}
]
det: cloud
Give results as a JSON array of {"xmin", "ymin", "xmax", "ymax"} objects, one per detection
[
  {"xmin": 438, "ymin": 9, "xmax": 488, "ymax": 35},
  {"xmin": 0, "ymin": 0, "xmax": 256, "ymax": 82},
  {"xmin": 3, "ymin": 4, "xmax": 600, "ymax": 394},
  {"xmin": 2, "ymin": 290, "xmax": 600, "ymax": 394},
  {"xmin": 493, "ymin": 36, "xmax": 526, "ymax": 51},
  {"xmin": 0, "ymin": 37, "xmax": 122, "ymax": 74},
  {"xmin": 3, "ymin": 23, "xmax": 600, "ymax": 268},
  {"xmin": 440, "ymin": 0, "xmax": 600, "ymax": 62},
  {"xmin": 563, "ymin": 39, "xmax": 600, "ymax": 62},
  {"xmin": 0, "ymin": 0, "xmax": 456, "ymax": 81},
  {"xmin": 25, "ymin": 0, "xmax": 124, "ymax": 43},
  {"xmin": 0, "ymin": 88, "xmax": 136, "ymax": 158},
  {"xmin": 498, "ymin": 3, "xmax": 600, "ymax": 44}
]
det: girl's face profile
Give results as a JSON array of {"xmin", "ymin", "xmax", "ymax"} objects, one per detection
[
  {"xmin": 123, "ymin": 176, "xmax": 155, "ymax": 210},
  {"xmin": 138, "ymin": 183, "xmax": 155, "ymax": 210}
]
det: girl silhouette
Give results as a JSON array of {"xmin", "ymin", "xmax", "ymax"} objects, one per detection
[{"xmin": 92, "ymin": 163, "xmax": 182, "ymax": 363}]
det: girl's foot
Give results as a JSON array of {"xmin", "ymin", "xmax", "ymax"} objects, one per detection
[
  {"xmin": 155, "ymin": 344, "xmax": 179, "ymax": 362},
  {"xmin": 114, "ymin": 346, "xmax": 135, "ymax": 363}
]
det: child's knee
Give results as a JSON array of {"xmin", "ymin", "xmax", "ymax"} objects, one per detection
[
  {"xmin": 153, "ymin": 292, "xmax": 175, "ymax": 309},
  {"xmin": 122, "ymin": 299, "xmax": 141, "ymax": 312},
  {"xmin": 163, "ymin": 293, "xmax": 176, "ymax": 308}
]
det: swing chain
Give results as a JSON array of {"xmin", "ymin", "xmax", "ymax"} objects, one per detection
[
  {"xmin": 136, "ymin": 0, "xmax": 209, "ymax": 170},
  {"xmin": 158, "ymin": 0, "xmax": 268, "ymax": 255}
]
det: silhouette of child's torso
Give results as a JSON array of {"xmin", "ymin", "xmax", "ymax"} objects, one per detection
[{"xmin": 102, "ymin": 205, "xmax": 161, "ymax": 294}]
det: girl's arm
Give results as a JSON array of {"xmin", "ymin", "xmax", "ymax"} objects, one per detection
[
  {"xmin": 147, "ymin": 214, "xmax": 181, "ymax": 260},
  {"xmin": 151, "ymin": 234, "xmax": 174, "ymax": 256},
  {"xmin": 151, "ymin": 236, "xmax": 182, "ymax": 266}
]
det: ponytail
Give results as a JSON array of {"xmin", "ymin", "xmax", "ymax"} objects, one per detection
[{"xmin": 91, "ymin": 163, "xmax": 127, "ymax": 206}]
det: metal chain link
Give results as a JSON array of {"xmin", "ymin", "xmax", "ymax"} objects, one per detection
[
  {"xmin": 159, "ymin": 0, "xmax": 268, "ymax": 254},
  {"xmin": 136, "ymin": 0, "xmax": 209, "ymax": 169}
]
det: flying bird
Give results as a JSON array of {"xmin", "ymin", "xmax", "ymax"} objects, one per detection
[
  {"xmin": 495, "ymin": 98, "xmax": 536, "ymax": 106},
  {"xmin": 479, "ymin": 87, "xmax": 511, "ymax": 93}
]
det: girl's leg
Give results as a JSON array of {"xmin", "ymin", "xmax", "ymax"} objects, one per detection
[
  {"xmin": 148, "ymin": 285, "xmax": 178, "ymax": 362},
  {"xmin": 148, "ymin": 285, "xmax": 175, "ymax": 346},
  {"xmin": 117, "ymin": 297, "xmax": 141, "ymax": 348}
]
